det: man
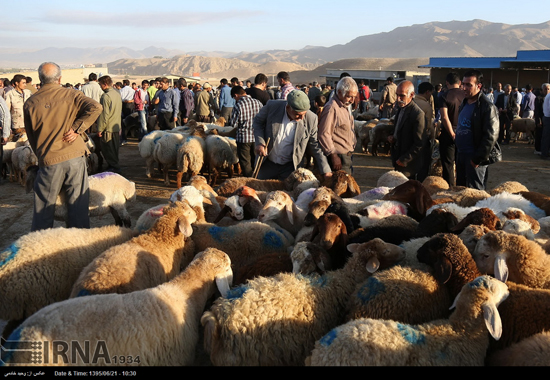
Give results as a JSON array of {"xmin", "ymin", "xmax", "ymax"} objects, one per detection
[
  {"xmin": 133, "ymin": 80, "xmax": 149, "ymax": 140},
  {"xmin": 81, "ymin": 73, "xmax": 103, "ymax": 103},
  {"xmin": 357, "ymin": 80, "xmax": 372, "ymax": 114},
  {"xmin": 520, "ymin": 84, "xmax": 536, "ymax": 119},
  {"xmin": 5, "ymin": 74, "xmax": 32, "ymax": 136},
  {"xmin": 276, "ymin": 71, "xmax": 295, "ymax": 100},
  {"xmin": 230, "ymin": 86, "xmax": 263, "ymax": 177},
  {"xmin": 253, "ymin": 90, "xmax": 332, "ymax": 180},
  {"xmin": 318, "ymin": 76, "xmax": 358, "ymax": 174},
  {"xmin": 176, "ymin": 78, "xmax": 194, "ymax": 125},
  {"xmin": 147, "ymin": 77, "xmax": 160, "ymax": 113},
  {"xmin": 246, "ymin": 73, "xmax": 270, "ymax": 105},
  {"xmin": 97, "ymin": 75, "xmax": 122, "ymax": 173},
  {"xmin": 534, "ymin": 83, "xmax": 549, "ymax": 155},
  {"xmin": 493, "ymin": 82, "xmax": 504, "ymax": 105},
  {"xmin": 414, "ymin": 82, "xmax": 435, "ymax": 182},
  {"xmin": 495, "ymin": 84, "xmax": 512, "ymax": 144},
  {"xmin": 0, "ymin": 96, "xmax": 11, "ymax": 183},
  {"xmin": 308, "ymin": 81, "xmax": 322, "ymax": 110},
  {"xmin": 152, "ymin": 77, "xmax": 179, "ymax": 130},
  {"xmin": 25, "ymin": 77, "xmax": 37, "ymax": 94},
  {"xmin": 23, "ymin": 62, "xmax": 102, "ymax": 231},
  {"xmin": 379, "ymin": 77, "xmax": 397, "ymax": 118},
  {"xmin": 541, "ymin": 83, "xmax": 550, "ymax": 160},
  {"xmin": 387, "ymin": 81, "xmax": 426, "ymax": 180},
  {"xmin": 438, "ymin": 72, "xmax": 465, "ymax": 186},
  {"xmin": 455, "ymin": 69, "xmax": 500, "ymax": 190},
  {"xmin": 118, "ymin": 79, "xmax": 135, "ymax": 145},
  {"xmin": 195, "ymin": 82, "xmax": 218, "ymax": 123},
  {"xmin": 218, "ymin": 78, "xmax": 235, "ymax": 125}
]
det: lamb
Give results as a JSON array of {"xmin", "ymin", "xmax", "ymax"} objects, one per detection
[
  {"xmin": 257, "ymin": 190, "xmax": 307, "ymax": 236},
  {"xmin": 25, "ymin": 169, "xmax": 137, "ymax": 228},
  {"xmin": 175, "ymin": 133, "xmax": 207, "ymax": 189},
  {"xmin": 487, "ymin": 331, "xmax": 550, "ymax": 366},
  {"xmin": 515, "ymin": 190, "xmax": 550, "ymax": 216},
  {"xmin": 376, "ymin": 169, "xmax": 408, "ymax": 188},
  {"xmin": 473, "ymin": 230, "xmax": 550, "ymax": 289},
  {"xmin": 138, "ymin": 130, "xmax": 167, "ymax": 178},
  {"xmin": 303, "ymin": 186, "xmax": 345, "ymax": 226},
  {"xmin": 306, "ymin": 275, "xmax": 509, "ymax": 366},
  {"xmin": 204, "ymin": 134, "xmax": 239, "ymax": 186},
  {"xmin": 2, "ymin": 248, "xmax": 233, "ymax": 366},
  {"xmin": 321, "ymin": 170, "xmax": 361, "ymax": 198},
  {"xmin": 348, "ymin": 214, "xmax": 419, "ymax": 246},
  {"xmin": 0, "ymin": 225, "xmax": 138, "ymax": 337},
  {"xmin": 458, "ymin": 224, "xmax": 491, "ymax": 254},
  {"xmin": 213, "ymin": 186, "xmax": 264, "ymax": 223},
  {"xmin": 421, "ymin": 175, "xmax": 450, "ymax": 195},
  {"xmin": 189, "ymin": 221, "xmax": 294, "ymax": 271},
  {"xmin": 474, "ymin": 191, "xmax": 546, "ymax": 220},
  {"xmin": 310, "ymin": 212, "xmax": 349, "ymax": 270},
  {"xmin": 200, "ymin": 238, "xmax": 405, "ymax": 366},
  {"xmin": 289, "ymin": 241, "xmax": 333, "ymax": 275},
  {"xmin": 415, "ymin": 231, "xmax": 550, "ymax": 357},
  {"xmin": 69, "ymin": 200, "xmax": 199, "ymax": 297},
  {"xmin": 11, "ymin": 145, "xmax": 37, "ymax": 185},
  {"xmin": 370, "ymin": 122, "xmax": 394, "ymax": 156},
  {"xmin": 489, "ymin": 180, "xmax": 529, "ymax": 196},
  {"xmin": 449, "ymin": 207, "xmax": 502, "ymax": 234},
  {"xmin": 153, "ymin": 131, "xmax": 188, "ymax": 186},
  {"xmin": 499, "ymin": 207, "xmax": 540, "ymax": 233},
  {"xmin": 510, "ymin": 117, "xmax": 536, "ymax": 144}
]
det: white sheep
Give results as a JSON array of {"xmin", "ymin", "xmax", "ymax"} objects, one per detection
[
  {"xmin": 69, "ymin": 200, "xmax": 199, "ymax": 298},
  {"xmin": 306, "ymin": 275, "xmax": 509, "ymax": 366},
  {"xmin": 2, "ymin": 248, "xmax": 233, "ymax": 366},
  {"xmin": 487, "ymin": 331, "xmax": 550, "ymax": 366},
  {"xmin": 475, "ymin": 192, "xmax": 546, "ymax": 221},
  {"xmin": 176, "ymin": 133, "xmax": 207, "ymax": 189},
  {"xmin": 153, "ymin": 131, "xmax": 188, "ymax": 186},
  {"xmin": 257, "ymin": 190, "xmax": 308, "ymax": 236},
  {"xmin": 138, "ymin": 130, "xmax": 167, "ymax": 178},
  {"xmin": 200, "ymin": 238, "xmax": 405, "ymax": 366},
  {"xmin": 11, "ymin": 145, "xmax": 37, "ymax": 185},
  {"xmin": 204, "ymin": 134, "xmax": 239, "ymax": 186},
  {"xmin": 376, "ymin": 170, "xmax": 409, "ymax": 188},
  {"xmin": 0, "ymin": 225, "xmax": 138, "ymax": 331}
]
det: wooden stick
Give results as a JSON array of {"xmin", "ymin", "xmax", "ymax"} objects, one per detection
[{"xmin": 253, "ymin": 137, "xmax": 270, "ymax": 179}]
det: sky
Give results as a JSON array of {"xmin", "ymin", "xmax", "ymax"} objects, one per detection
[{"xmin": 2, "ymin": 0, "xmax": 549, "ymax": 53}]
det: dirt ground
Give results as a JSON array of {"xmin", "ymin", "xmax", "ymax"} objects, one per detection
[{"xmin": 1, "ymin": 136, "xmax": 549, "ymax": 251}]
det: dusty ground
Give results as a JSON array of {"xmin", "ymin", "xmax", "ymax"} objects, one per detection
[{"xmin": 1, "ymin": 136, "xmax": 549, "ymax": 250}]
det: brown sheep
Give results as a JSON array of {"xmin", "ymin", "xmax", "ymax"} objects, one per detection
[
  {"xmin": 322, "ymin": 170, "xmax": 361, "ymax": 198},
  {"xmin": 310, "ymin": 212, "xmax": 349, "ymax": 270},
  {"xmin": 450, "ymin": 207, "xmax": 502, "ymax": 233}
]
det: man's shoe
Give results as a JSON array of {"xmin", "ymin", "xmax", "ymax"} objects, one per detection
[
  {"xmin": 534, "ymin": 150, "xmax": 541, "ymax": 155},
  {"xmin": 501, "ymin": 140, "xmax": 509, "ymax": 145}
]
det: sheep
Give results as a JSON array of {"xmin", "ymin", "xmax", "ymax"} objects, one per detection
[
  {"xmin": 200, "ymin": 238, "xmax": 405, "ymax": 366},
  {"xmin": 310, "ymin": 212, "xmax": 349, "ymax": 270},
  {"xmin": 474, "ymin": 191, "xmax": 546, "ymax": 220},
  {"xmin": 232, "ymin": 252, "xmax": 293, "ymax": 286},
  {"xmin": 2, "ymin": 248, "xmax": 233, "ymax": 366},
  {"xmin": 169, "ymin": 185, "xmax": 208, "ymax": 222},
  {"xmin": 487, "ymin": 331, "xmax": 550, "ymax": 366},
  {"xmin": 370, "ymin": 122, "xmax": 394, "ymax": 156},
  {"xmin": 303, "ymin": 186, "xmax": 344, "ymax": 226},
  {"xmin": 189, "ymin": 221, "xmax": 294, "ymax": 272},
  {"xmin": 515, "ymin": 190, "xmax": 550, "ymax": 216},
  {"xmin": 69, "ymin": 200, "xmax": 199, "ymax": 297},
  {"xmin": 421, "ymin": 175, "xmax": 450, "ymax": 195},
  {"xmin": 352, "ymin": 186, "xmax": 391, "ymax": 203},
  {"xmin": 0, "ymin": 225, "xmax": 138, "ymax": 336},
  {"xmin": 305, "ymin": 275, "xmax": 509, "ymax": 366},
  {"xmin": 376, "ymin": 170, "xmax": 408, "ymax": 188},
  {"xmin": 213, "ymin": 186, "xmax": 264, "ymax": 223},
  {"xmin": 449, "ymin": 207, "xmax": 502, "ymax": 234},
  {"xmin": 153, "ymin": 131, "xmax": 188, "ymax": 186},
  {"xmin": 356, "ymin": 200, "xmax": 408, "ymax": 226},
  {"xmin": 257, "ymin": 190, "xmax": 307, "ymax": 236},
  {"xmin": 473, "ymin": 230, "xmax": 550, "ymax": 289},
  {"xmin": 289, "ymin": 241, "xmax": 333, "ymax": 276},
  {"xmin": 413, "ymin": 208, "xmax": 459, "ymax": 238},
  {"xmin": 138, "ymin": 130, "xmax": 167, "ymax": 178},
  {"xmin": 458, "ymin": 224, "xmax": 491, "ymax": 254},
  {"xmin": 502, "ymin": 218, "xmax": 536, "ymax": 240},
  {"xmin": 510, "ymin": 117, "xmax": 536, "ymax": 144},
  {"xmin": 175, "ymin": 133, "xmax": 207, "ymax": 189},
  {"xmin": 344, "ymin": 235, "xmax": 451, "ymax": 325},
  {"xmin": 348, "ymin": 214, "xmax": 419, "ymax": 246},
  {"xmin": 499, "ymin": 207, "xmax": 541, "ymax": 233},
  {"xmin": 427, "ymin": 202, "xmax": 480, "ymax": 223},
  {"xmin": 187, "ymin": 174, "xmax": 218, "ymax": 197},
  {"xmin": 489, "ymin": 180, "xmax": 529, "ymax": 196},
  {"xmin": 11, "ymin": 145, "xmax": 37, "ymax": 185},
  {"xmin": 415, "ymin": 232, "xmax": 550, "ymax": 357},
  {"xmin": 321, "ymin": 170, "xmax": 361, "ymax": 198},
  {"xmin": 433, "ymin": 187, "xmax": 491, "ymax": 207},
  {"xmin": 1, "ymin": 134, "xmax": 28, "ymax": 179},
  {"xmin": 204, "ymin": 134, "xmax": 239, "ymax": 186},
  {"xmin": 25, "ymin": 169, "xmax": 137, "ymax": 228}
]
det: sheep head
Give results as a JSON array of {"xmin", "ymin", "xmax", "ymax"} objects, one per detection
[
  {"xmin": 192, "ymin": 248, "xmax": 233, "ymax": 298},
  {"xmin": 258, "ymin": 191, "xmax": 294, "ymax": 225},
  {"xmin": 346, "ymin": 238, "xmax": 405, "ymax": 274},
  {"xmin": 236, "ymin": 186, "xmax": 262, "ymax": 205},
  {"xmin": 290, "ymin": 242, "xmax": 331, "ymax": 275},
  {"xmin": 382, "ymin": 179, "xmax": 433, "ymax": 220},
  {"xmin": 450, "ymin": 275, "xmax": 509, "ymax": 340},
  {"xmin": 473, "ymin": 231, "xmax": 514, "ymax": 283},
  {"xmin": 311, "ymin": 213, "xmax": 348, "ymax": 250},
  {"xmin": 451, "ymin": 208, "xmax": 501, "ymax": 233},
  {"xmin": 303, "ymin": 187, "xmax": 340, "ymax": 226}
]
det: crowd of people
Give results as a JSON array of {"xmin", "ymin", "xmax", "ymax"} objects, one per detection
[{"xmin": 1, "ymin": 62, "xmax": 550, "ymax": 232}]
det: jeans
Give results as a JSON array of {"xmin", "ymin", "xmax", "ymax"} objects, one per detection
[
  {"xmin": 541, "ymin": 116, "xmax": 550, "ymax": 158},
  {"xmin": 455, "ymin": 151, "xmax": 488, "ymax": 190},
  {"xmin": 138, "ymin": 110, "xmax": 148, "ymax": 139}
]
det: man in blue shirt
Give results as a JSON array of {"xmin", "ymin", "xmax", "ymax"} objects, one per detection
[
  {"xmin": 455, "ymin": 70, "xmax": 500, "ymax": 190},
  {"xmin": 520, "ymin": 84, "xmax": 536, "ymax": 119},
  {"xmin": 218, "ymin": 78, "xmax": 235, "ymax": 125},
  {"xmin": 152, "ymin": 77, "xmax": 179, "ymax": 130}
]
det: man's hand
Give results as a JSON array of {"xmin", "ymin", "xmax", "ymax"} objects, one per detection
[
  {"xmin": 396, "ymin": 159, "xmax": 406, "ymax": 167},
  {"xmin": 1, "ymin": 137, "xmax": 7, "ymax": 145},
  {"xmin": 182, "ymin": 118, "xmax": 188, "ymax": 124},
  {"xmin": 63, "ymin": 129, "xmax": 79, "ymax": 143},
  {"xmin": 471, "ymin": 160, "xmax": 479, "ymax": 169},
  {"xmin": 330, "ymin": 153, "xmax": 342, "ymax": 171},
  {"xmin": 387, "ymin": 135, "xmax": 395, "ymax": 144},
  {"xmin": 97, "ymin": 131, "xmax": 103, "ymax": 138},
  {"xmin": 255, "ymin": 144, "xmax": 267, "ymax": 157},
  {"xmin": 323, "ymin": 172, "xmax": 333, "ymax": 180}
]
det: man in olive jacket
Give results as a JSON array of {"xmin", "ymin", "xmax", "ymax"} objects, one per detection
[{"xmin": 98, "ymin": 75, "xmax": 122, "ymax": 173}]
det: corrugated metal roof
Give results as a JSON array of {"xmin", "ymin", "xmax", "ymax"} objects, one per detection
[{"xmin": 420, "ymin": 50, "xmax": 550, "ymax": 68}]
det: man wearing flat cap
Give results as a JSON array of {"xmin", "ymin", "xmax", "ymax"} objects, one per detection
[
  {"xmin": 253, "ymin": 90, "xmax": 332, "ymax": 180},
  {"xmin": 318, "ymin": 76, "xmax": 358, "ymax": 174}
]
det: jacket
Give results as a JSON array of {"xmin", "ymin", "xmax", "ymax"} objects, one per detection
[
  {"xmin": 458, "ymin": 92, "xmax": 501, "ymax": 166},
  {"xmin": 391, "ymin": 100, "xmax": 426, "ymax": 176}
]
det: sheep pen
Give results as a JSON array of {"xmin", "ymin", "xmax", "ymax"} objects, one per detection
[{"xmin": 0, "ymin": 132, "xmax": 549, "ymax": 366}]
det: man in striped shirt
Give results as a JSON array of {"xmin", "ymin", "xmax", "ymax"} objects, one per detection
[{"xmin": 230, "ymin": 86, "xmax": 263, "ymax": 177}]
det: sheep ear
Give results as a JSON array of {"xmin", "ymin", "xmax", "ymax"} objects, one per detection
[
  {"xmin": 433, "ymin": 256, "xmax": 453, "ymax": 284},
  {"xmin": 310, "ymin": 224, "xmax": 320, "ymax": 242},
  {"xmin": 494, "ymin": 255, "xmax": 509, "ymax": 283},
  {"xmin": 415, "ymin": 186, "xmax": 432, "ymax": 217},
  {"xmin": 214, "ymin": 205, "xmax": 231, "ymax": 223},
  {"xmin": 365, "ymin": 256, "xmax": 381, "ymax": 273},
  {"xmin": 215, "ymin": 270, "xmax": 233, "ymax": 298},
  {"xmin": 346, "ymin": 243, "xmax": 361, "ymax": 254},
  {"xmin": 286, "ymin": 203, "xmax": 294, "ymax": 225},
  {"xmin": 177, "ymin": 216, "xmax": 193, "ymax": 237},
  {"xmin": 482, "ymin": 301, "xmax": 503, "ymax": 340},
  {"xmin": 203, "ymin": 197, "xmax": 213, "ymax": 205}
]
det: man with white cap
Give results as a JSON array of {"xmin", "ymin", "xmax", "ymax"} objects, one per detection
[
  {"xmin": 253, "ymin": 89, "xmax": 332, "ymax": 180},
  {"xmin": 195, "ymin": 82, "xmax": 218, "ymax": 123}
]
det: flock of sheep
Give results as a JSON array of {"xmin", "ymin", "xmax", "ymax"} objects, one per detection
[{"xmin": 1, "ymin": 116, "xmax": 550, "ymax": 366}]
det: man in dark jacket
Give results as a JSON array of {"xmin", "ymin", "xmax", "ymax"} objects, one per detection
[
  {"xmin": 455, "ymin": 70, "xmax": 501, "ymax": 190},
  {"xmin": 388, "ymin": 80, "xmax": 426, "ymax": 180}
]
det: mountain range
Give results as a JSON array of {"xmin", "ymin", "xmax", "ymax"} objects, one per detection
[{"xmin": 2, "ymin": 19, "xmax": 549, "ymax": 81}]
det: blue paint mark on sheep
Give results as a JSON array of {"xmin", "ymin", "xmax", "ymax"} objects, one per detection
[
  {"xmin": 356, "ymin": 276, "xmax": 386, "ymax": 304},
  {"xmin": 91, "ymin": 172, "xmax": 116, "ymax": 179},
  {"xmin": 262, "ymin": 231, "xmax": 283, "ymax": 248},
  {"xmin": 208, "ymin": 226, "xmax": 230, "ymax": 243},
  {"xmin": 153, "ymin": 136, "xmax": 163, "ymax": 144},
  {"xmin": 226, "ymin": 284, "xmax": 249, "ymax": 300},
  {"xmin": 75, "ymin": 289, "xmax": 93, "ymax": 297},
  {"xmin": 396, "ymin": 323, "xmax": 425, "ymax": 345},
  {"xmin": 468, "ymin": 276, "xmax": 491, "ymax": 290},
  {"xmin": 0, "ymin": 244, "xmax": 19, "ymax": 268},
  {"xmin": 319, "ymin": 329, "xmax": 338, "ymax": 347}
]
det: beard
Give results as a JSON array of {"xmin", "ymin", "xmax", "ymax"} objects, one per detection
[{"xmin": 396, "ymin": 100, "xmax": 406, "ymax": 107}]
